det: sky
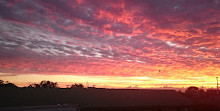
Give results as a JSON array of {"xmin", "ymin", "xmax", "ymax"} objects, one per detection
[{"xmin": 0, "ymin": 0, "xmax": 220, "ymax": 88}]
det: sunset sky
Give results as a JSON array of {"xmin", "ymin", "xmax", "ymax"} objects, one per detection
[{"xmin": 0, "ymin": 0, "xmax": 220, "ymax": 88}]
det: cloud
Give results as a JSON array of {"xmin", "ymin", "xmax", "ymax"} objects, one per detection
[{"xmin": 0, "ymin": 0, "xmax": 220, "ymax": 86}]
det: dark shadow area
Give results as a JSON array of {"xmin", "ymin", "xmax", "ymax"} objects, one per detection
[{"xmin": 1, "ymin": 80, "xmax": 220, "ymax": 111}]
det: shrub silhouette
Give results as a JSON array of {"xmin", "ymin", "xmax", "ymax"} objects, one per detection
[{"xmin": 69, "ymin": 83, "xmax": 84, "ymax": 88}]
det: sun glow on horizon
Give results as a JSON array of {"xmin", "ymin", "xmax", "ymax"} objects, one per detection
[{"xmin": 0, "ymin": 73, "xmax": 218, "ymax": 89}]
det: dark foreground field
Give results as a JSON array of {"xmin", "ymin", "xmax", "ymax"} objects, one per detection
[
  {"xmin": 1, "ymin": 88, "xmax": 220, "ymax": 111},
  {"xmin": 0, "ymin": 88, "xmax": 193, "ymax": 110}
]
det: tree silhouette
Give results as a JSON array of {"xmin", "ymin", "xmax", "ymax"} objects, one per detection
[
  {"xmin": 0, "ymin": 80, "xmax": 17, "ymax": 87},
  {"xmin": 0, "ymin": 80, "xmax": 3, "ymax": 85},
  {"xmin": 28, "ymin": 80, "xmax": 58, "ymax": 88},
  {"xmin": 70, "ymin": 83, "xmax": 84, "ymax": 88},
  {"xmin": 40, "ymin": 80, "xmax": 58, "ymax": 88},
  {"xmin": 185, "ymin": 86, "xmax": 205, "ymax": 99},
  {"xmin": 185, "ymin": 86, "xmax": 199, "ymax": 97}
]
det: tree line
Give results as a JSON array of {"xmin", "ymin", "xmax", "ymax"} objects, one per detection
[
  {"xmin": 0, "ymin": 80, "xmax": 17, "ymax": 87},
  {"xmin": 0, "ymin": 79, "xmax": 85, "ymax": 89},
  {"xmin": 0, "ymin": 79, "xmax": 218, "ymax": 99}
]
